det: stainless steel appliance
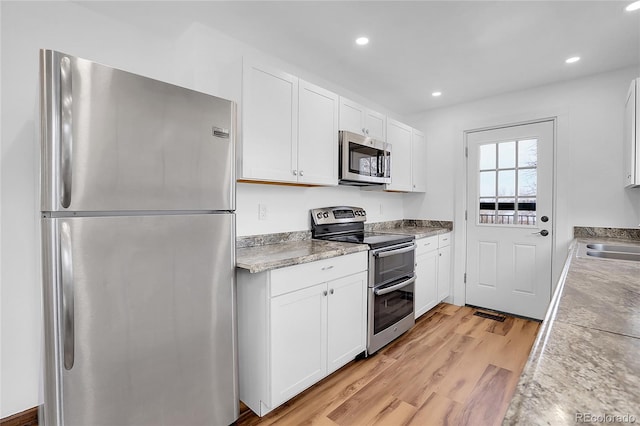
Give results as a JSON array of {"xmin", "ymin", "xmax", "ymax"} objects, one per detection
[
  {"xmin": 339, "ymin": 130, "xmax": 391, "ymax": 185},
  {"xmin": 311, "ymin": 207, "xmax": 415, "ymax": 355},
  {"xmin": 39, "ymin": 49, "xmax": 238, "ymax": 426}
]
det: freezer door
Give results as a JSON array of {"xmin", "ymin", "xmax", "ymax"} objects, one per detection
[
  {"xmin": 40, "ymin": 49, "xmax": 235, "ymax": 212},
  {"xmin": 41, "ymin": 214, "xmax": 238, "ymax": 426}
]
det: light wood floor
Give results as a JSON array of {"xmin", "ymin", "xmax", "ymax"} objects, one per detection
[{"xmin": 237, "ymin": 303, "xmax": 540, "ymax": 426}]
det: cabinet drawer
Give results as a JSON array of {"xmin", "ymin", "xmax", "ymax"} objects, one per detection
[
  {"xmin": 416, "ymin": 235, "xmax": 438, "ymax": 255},
  {"xmin": 438, "ymin": 233, "xmax": 451, "ymax": 248},
  {"xmin": 270, "ymin": 251, "xmax": 368, "ymax": 297}
]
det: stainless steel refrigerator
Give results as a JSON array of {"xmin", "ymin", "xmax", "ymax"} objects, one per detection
[{"xmin": 39, "ymin": 49, "xmax": 238, "ymax": 426}]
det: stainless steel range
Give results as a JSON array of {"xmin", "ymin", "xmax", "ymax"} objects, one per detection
[{"xmin": 311, "ymin": 206, "xmax": 416, "ymax": 355}]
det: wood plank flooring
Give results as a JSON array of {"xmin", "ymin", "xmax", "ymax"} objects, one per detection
[{"xmin": 237, "ymin": 303, "xmax": 540, "ymax": 426}]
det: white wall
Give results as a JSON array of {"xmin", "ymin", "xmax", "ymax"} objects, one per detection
[
  {"xmin": 405, "ymin": 66, "xmax": 640, "ymax": 306},
  {"xmin": 0, "ymin": 2, "xmax": 408, "ymax": 417}
]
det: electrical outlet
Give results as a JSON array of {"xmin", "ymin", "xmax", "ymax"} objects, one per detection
[{"xmin": 258, "ymin": 204, "xmax": 267, "ymax": 221}]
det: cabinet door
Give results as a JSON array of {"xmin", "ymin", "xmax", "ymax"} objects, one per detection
[
  {"xmin": 411, "ymin": 129, "xmax": 427, "ymax": 192},
  {"xmin": 415, "ymin": 248, "xmax": 438, "ymax": 319},
  {"xmin": 339, "ymin": 97, "xmax": 365, "ymax": 134},
  {"xmin": 386, "ymin": 119, "xmax": 413, "ymax": 192},
  {"xmin": 298, "ymin": 80, "xmax": 339, "ymax": 185},
  {"xmin": 437, "ymin": 245, "xmax": 452, "ymax": 302},
  {"xmin": 270, "ymin": 283, "xmax": 327, "ymax": 407},
  {"xmin": 365, "ymin": 109, "xmax": 386, "ymax": 141},
  {"xmin": 327, "ymin": 272, "xmax": 367, "ymax": 374},
  {"xmin": 242, "ymin": 61, "xmax": 298, "ymax": 182}
]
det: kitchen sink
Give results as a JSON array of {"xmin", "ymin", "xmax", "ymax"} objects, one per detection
[
  {"xmin": 586, "ymin": 244, "xmax": 640, "ymax": 254},
  {"xmin": 577, "ymin": 242, "xmax": 640, "ymax": 262},
  {"xmin": 585, "ymin": 251, "xmax": 640, "ymax": 261}
]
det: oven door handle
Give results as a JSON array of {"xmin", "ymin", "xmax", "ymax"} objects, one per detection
[
  {"xmin": 374, "ymin": 243, "xmax": 416, "ymax": 258},
  {"xmin": 374, "ymin": 276, "xmax": 416, "ymax": 296}
]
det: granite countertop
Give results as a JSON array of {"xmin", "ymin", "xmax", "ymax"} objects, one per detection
[
  {"xmin": 504, "ymin": 236, "xmax": 640, "ymax": 425},
  {"xmin": 236, "ymin": 239, "xmax": 368, "ymax": 274},
  {"xmin": 374, "ymin": 226, "xmax": 451, "ymax": 239}
]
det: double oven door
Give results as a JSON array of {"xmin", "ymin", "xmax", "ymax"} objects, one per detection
[{"xmin": 367, "ymin": 241, "xmax": 416, "ymax": 355}]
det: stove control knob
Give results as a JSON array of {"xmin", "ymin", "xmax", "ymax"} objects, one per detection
[
  {"xmin": 323, "ymin": 212, "xmax": 329, "ymax": 218},
  {"xmin": 360, "ymin": 210, "xmax": 366, "ymax": 216},
  {"xmin": 316, "ymin": 212, "xmax": 323, "ymax": 219}
]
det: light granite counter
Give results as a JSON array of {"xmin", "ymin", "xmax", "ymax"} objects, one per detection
[
  {"xmin": 236, "ymin": 239, "xmax": 368, "ymax": 273},
  {"xmin": 504, "ymin": 235, "xmax": 640, "ymax": 425},
  {"xmin": 374, "ymin": 226, "xmax": 451, "ymax": 239}
]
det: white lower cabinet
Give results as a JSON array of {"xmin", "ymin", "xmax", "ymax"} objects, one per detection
[
  {"xmin": 414, "ymin": 232, "xmax": 452, "ymax": 319},
  {"xmin": 237, "ymin": 251, "xmax": 367, "ymax": 416}
]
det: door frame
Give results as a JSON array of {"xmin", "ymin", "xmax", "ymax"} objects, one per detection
[{"xmin": 458, "ymin": 116, "xmax": 565, "ymax": 310}]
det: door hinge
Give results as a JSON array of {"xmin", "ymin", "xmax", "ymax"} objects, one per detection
[
  {"xmin": 465, "ymin": 147, "xmax": 468, "ymax": 158},
  {"xmin": 464, "ymin": 273, "xmax": 467, "ymax": 283}
]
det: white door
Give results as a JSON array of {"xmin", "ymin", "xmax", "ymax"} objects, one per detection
[
  {"xmin": 326, "ymin": 272, "xmax": 367, "ymax": 374},
  {"xmin": 414, "ymin": 239, "xmax": 438, "ymax": 318},
  {"xmin": 242, "ymin": 61, "xmax": 298, "ymax": 182},
  {"xmin": 466, "ymin": 120, "xmax": 554, "ymax": 320},
  {"xmin": 364, "ymin": 109, "xmax": 386, "ymax": 141},
  {"xmin": 298, "ymin": 80, "xmax": 338, "ymax": 185},
  {"xmin": 338, "ymin": 97, "xmax": 365, "ymax": 135},
  {"xmin": 270, "ymin": 283, "xmax": 327, "ymax": 407},
  {"xmin": 386, "ymin": 119, "xmax": 413, "ymax": 192}
]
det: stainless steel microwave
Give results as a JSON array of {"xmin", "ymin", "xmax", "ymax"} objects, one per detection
[{"xmin": 339, "ymin": 131, "xmax": 391, "ymax": 185}]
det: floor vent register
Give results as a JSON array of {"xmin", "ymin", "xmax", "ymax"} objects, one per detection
[{"xmin": 473, "ymin": 311, "xmax": 506, "ymax": 322}]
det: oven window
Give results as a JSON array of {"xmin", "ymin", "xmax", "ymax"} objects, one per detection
[
  {"xmin": 349, "ymin": 143, "xmax": 389, "ymax": 177},
  {"xmin": 374, "ymin": 248, "xmax": 415, "ymax": 286},
  {"xmin": 374, "ymin": 280, "xmax": 414, "ymax": 334}
]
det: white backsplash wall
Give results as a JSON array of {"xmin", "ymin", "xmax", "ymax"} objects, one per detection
[{"xmin": 236, "ymin": 183, "xmax": 404, "ymax": 236}]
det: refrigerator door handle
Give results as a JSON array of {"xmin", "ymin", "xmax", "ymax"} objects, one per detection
[
  {"xmin": 60, "ymin": 222, "xmax": 75, "ymax": 369},
  {"xmin": 60, "ymin": 56, "xmax": 73, "ymax": 208}
]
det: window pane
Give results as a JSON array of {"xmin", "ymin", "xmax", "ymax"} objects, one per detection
[
  {"xmin": 518, "ymin": 198, "xmax": 537, "ymax": 226},
  {"xmin": 498, "ymin": 170, "xmax": 515, "ymax": 196},
  {"xmin": 479, "ymin": 144, "xmax": 496, "ymax": 170},
  {"xmin": 518, "ymin": 139, "xmax": 537, "ymax": 167},
  {"xmin": 480, "ymin": 171, "xmax": 496, "ymax": 197},
  {"xmin": 498, "ymin": 141, "xmax": 516, "ymax": 169},
  {"xmin": 479, "ymin": 198, "xmax": 496, "ymax": 224},
  {"xmin": 518, "ymin": 169, "xmax": 537, "ymax": 196},
  {"xmin": 496, "ymin": 198, "xmax": 515, "ymax": 224}
]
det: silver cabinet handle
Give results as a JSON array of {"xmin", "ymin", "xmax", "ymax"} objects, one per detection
[
  {"xmin": 362, "ymin": 127, "xmax": 366, "ymax": 134},
  {"xmin": 374, "ymin": 243, "xmax": 416, "ymax": 258},
  {"xmin": 292, "ymin": 170, "xmax": 297, "ymax": 175},
  {"xmin": 366, "ymin": 129, "xmax": 369, "ymax": 135},
  {"xmin": 299, "ymin": 170, "xmax": 304, "ymax": 177},
  {"xmin": 60, "ymin": 222, "xmax": 74, "ymax": 370},
  {"xmin": 374, "ymin": 276, "xmax": 416, "ymax": 296},
  {"xmin": 323, "ymin": 290, "xmax": 328, "ymax": 296},
  {"xmin": 321, "ymin": 265, "xmax": 334, "ymax": 271},
  {"xmin": 60, "ymin": 56, "xmax": 73, "ymax": 208},
  {"xmin": 330, "ymin": 289, "xmax": 334, "ymax": 295}
]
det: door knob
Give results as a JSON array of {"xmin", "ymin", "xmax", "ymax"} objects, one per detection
[
  {"xmin": 541, "ymin": 216, "xmax": 549, "ymax": 223},
  {"xmin": 532, "ymin": 229, "xmax": 549, "ymax": 236}
]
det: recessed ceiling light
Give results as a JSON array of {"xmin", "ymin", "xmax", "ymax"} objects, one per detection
[
  {"xmin": 355, "ymin": 37, "xmax": 369, "ymax": 46},
  {"xmin": 565, "ymin": 56, "xmax": 580, "ymax": 64},
  {"xmin": 625, "ymin": 1, "xmax": 640, "ymax": 11},
  {"xmin": 432, "ymin": 91, "xmax": 442, "ymax": 97}
]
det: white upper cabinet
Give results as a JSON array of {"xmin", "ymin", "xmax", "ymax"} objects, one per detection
[
  {"xmin": 624, "ymin": 78, "xmax": 639, "ymax": 188},
  {"xmin": 411, "ymin": 129, "xmax": 427, "ymax": 192},
  {"xmin": 241, "ymin": 61, "xmax": 298, "ymax": 183},
  {"xmin": 385, "ymin": 119, "xmax": 413, "ymax": 192},
  {"xmin": 241, "ymin": 61, "xmax": 338, "ymax": 185},
  {"xmin": 298, "ymin": 80, "xmax": 339, "ymax": 185},
  {"xmin": 339, "ymin": 97, "xmax": 386, "ymax": 141}
]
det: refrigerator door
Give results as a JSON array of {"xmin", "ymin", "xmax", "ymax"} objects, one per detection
[
  {"xmin": 40, "ymin": 49, "xmax": 235, "ymax": 213},
  {"xmin": 41, "ymin": 214, "xmax": 238, "ymax": 426}
]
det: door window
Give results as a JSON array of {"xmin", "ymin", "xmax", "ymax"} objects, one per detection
[{"xmin": 478, "ymin": 139, "xmax": 537, "ymax": 226}]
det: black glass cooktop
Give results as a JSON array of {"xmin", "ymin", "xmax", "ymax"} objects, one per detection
[{"xmin": 317, "ymin": 232, "xmax": 413, "ymax": 249}]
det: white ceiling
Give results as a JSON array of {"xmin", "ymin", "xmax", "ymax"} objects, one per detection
[{"xmin": 80, "ymin": 1, "xmax": 640, "ymax": 116}]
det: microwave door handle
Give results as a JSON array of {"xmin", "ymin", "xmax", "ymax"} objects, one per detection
[
  {"xmin": 374, "ymin": 276, "xmax": 416, "ymax": 296},
  {"xmin": 374, "ymin": 243, "xmax": 416, "ymax": 258}
]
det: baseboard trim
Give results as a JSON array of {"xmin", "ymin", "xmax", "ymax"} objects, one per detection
[{"xmin": 0, "ymin": 407, "xmax": 38, "ymax": 426}]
